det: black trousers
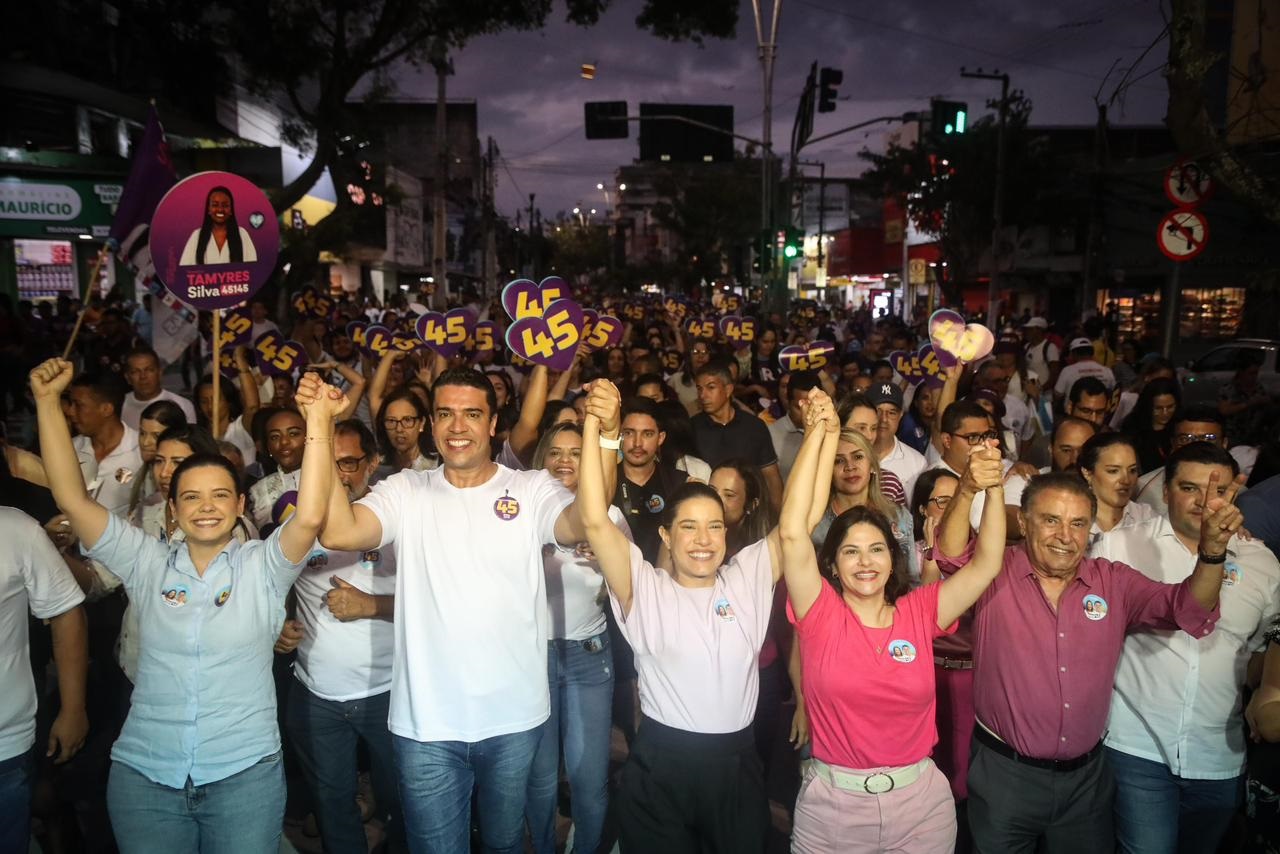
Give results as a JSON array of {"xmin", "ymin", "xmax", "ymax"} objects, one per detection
[
  {"xmin": 618, "ymin": 716, "xmax": 769, "ymax": 854},
  {"xmin": 967, "ymin": 735, "xmax": 1116, "ymax": 854}
]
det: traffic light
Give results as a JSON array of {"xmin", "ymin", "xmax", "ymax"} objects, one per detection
[
  {"xmin": 781, "ymin": 227, "xmax": 803, "ymax": 260},
  {"xmin": 818, "ymin": 67, "xmax": 843, "ymax": 113},
  {"xmin": 584, "ymin": 101, "xmax": 629, "ymax": 139},
  {"xmin": 930, "ymin": 99, "xmax": 968, "ymax": 136}
]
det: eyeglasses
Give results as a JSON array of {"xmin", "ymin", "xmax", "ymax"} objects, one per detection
[
  {"xmin": 691, "ymin": 348, "xmax": 710, "ymax": 356},
  {"xmin": 927, "ymin": 495, "xmax": 952, "ymax": 509},
  {"xmin": 951, "ymin": 430, "xmax": 1000, "ymax": 446},
  {"xmin": 336, "ymin": 454, "xmax": 368, "ymax": 473},
  {"xmin": 1175, "ymin": 432, "xmax": 1220, "ymax": 445},
  {"xmin": 383, "ymin": 416, "xmax": 422, "ymax": 431}
]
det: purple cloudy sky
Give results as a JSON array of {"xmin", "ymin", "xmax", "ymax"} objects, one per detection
[{"xmin": 393, "ymin": 0, "xmax": 1169, "ymax": 218}]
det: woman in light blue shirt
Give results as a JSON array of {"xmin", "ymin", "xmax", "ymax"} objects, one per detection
[{"xmin": 31, "ymin": 357, "xmax": 340, "ymax": 854}]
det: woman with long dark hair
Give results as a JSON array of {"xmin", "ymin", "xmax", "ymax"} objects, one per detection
[
  {"xmin": 1078, "ymin": 432, "xmax": 1155, "ymax": 537},
  {"xmin": 1119, "ymin": 376, "xmax": 1180, "ymax": 473},
  {"xmin": 179, "ymin": 186, "xmax": 258, "ymax": 265},
  {"xmin": 780, "ymin": 390, "xmax": 1007, "ymax": 853},
  {"xmin": 375, "ymin": 387, "xmax": 436, "ymax": 474}
]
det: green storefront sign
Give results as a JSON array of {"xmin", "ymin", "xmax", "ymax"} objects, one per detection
[{"xmin": 0, "ymin": 177, "xmax": 123, "ymax": 238}]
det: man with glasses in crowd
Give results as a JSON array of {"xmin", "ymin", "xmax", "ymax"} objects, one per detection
[
  {"xmin": 929, "ymin": 399, "xmax": 1029, "ymax": 541},
  {"xmin": 1135, "ymin": 406, "xmax": 1235, "ymax": 515},
  {"xmin": 1064, "ymin": 377, "xmax": 1112, "ymax": 430}
]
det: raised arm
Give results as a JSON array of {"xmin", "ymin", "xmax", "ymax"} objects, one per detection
[
  {"xmin": 31, "ymin": 359, "xmax": 109, "ymax": 549},
  {"xmin": 330, "ymin": 361, "xmax": 367, "ymax": 420},
  {"xmin": 576, "ymin": 380, "xmax": 635, "ymax": 614},
  {"xmin": 936, "ymin": 443, "xmax": 1006, "ymax": 628},
  {"xmin": 1190, "ymin": 470, "xmax": 1248, "ymax": 612},
  {"xmin": 276, "ymin": 373, "xmax": 340, "ymax": 564},
  {"xmin": 930, "ymin": 363, "xmax": 962, "ymax": 455},
  {"xmin": 508, "ymin": 365, "xmax": 550, "ymax": 466},
  {"xmin": 556, "ymin": 380, "xmax": 620, "ymax": 545},
  {"xmin": 780, "ymin": 389, "xmax": 840, "ymax": 620},
  {"xmin": 234, "ymin": 345, "xmax": 261, "ymax": 432},
  {"xmin": 367, "ymin": 350, "xmax": 403, "ymax": 420}
]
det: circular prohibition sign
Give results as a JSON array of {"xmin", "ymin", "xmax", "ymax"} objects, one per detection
[{"xmin": 1156, "ymin": 209, "xmax": 1209, "ymax": 262}]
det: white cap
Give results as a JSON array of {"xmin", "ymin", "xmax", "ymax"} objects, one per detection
[
  {"xmin": 1022, "ymin": 316, "xmax": 1048, "ymax": 329},
  {"xmin": 1069, "ymin": 337, "xmax": 1093, "ymax": 351}
]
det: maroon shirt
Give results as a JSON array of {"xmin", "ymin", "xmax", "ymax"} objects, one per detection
[{"xmin": 936, "ymin": 537, "xmax": 1218, "ymax": 760}]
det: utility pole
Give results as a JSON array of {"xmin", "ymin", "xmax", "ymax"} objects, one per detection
[
  {"xmin": 961, "ymin": 67, "xmax": 1010, "ymax": 329},
  {"xmin": 431, "ymin": 41, "xmax": 452, "ymax": 308},
  {"xmin": 751, "ymin": 0, "xmax": 782, "ymax": 306},
  {"xmin": 528, "ymin": 193, "xmax": 537, "ymax": 279},
  {"xmin": 482, "ymin": 137, "xmax": 498, "ymax": 296}
]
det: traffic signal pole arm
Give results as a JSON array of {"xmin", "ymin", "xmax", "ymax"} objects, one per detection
[
  {"xmin": 608, "ymin": 113, "xmax": 768, "ymax": 149},
  {"xmin": 795, "ymin": 112, "xmax": 918, "ymax": 154}
]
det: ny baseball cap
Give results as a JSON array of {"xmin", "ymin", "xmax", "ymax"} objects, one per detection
[{"xmin": 867, "ymin": 382, "xmax": 904, "ymax": 409}]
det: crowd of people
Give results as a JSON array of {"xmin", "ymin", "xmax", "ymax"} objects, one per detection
[{"xmin": 2, "ymin": 285, "xmax": 1280, "ymax": 854}]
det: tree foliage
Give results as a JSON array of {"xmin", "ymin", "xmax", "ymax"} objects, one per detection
[{"xmin": 858, "ymin": 94, "xmax": 1061, "ymax": 294}]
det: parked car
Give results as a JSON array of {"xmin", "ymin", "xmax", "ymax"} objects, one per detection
[{"xmin": 1178, "ymin": 338, "xmax": 1280, "ymax": 406}]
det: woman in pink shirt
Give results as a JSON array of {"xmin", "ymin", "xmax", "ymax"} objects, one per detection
[
  {"xmin": 780, "ymin": 388, "xmax": 1007, "ymax": 853},
  {"xmin": 577, "ymin": 381, "xmax": 827, "ymax": 853}
]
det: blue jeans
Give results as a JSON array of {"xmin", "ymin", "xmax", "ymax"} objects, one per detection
[
  {"xmin": 525, "ymin": 634, "xmax": 614, "ymax": 854},
  {"xmin": 106, "ymin": 751, "xmax": 285, "ymax": 854},
  {"xmin": 394, "ymin": 726, "xmax": 541, "ymax": 854},
  {"xmin": 1107, "ymin": 747, "xmax": 1243, "ymax": 854},
  {"xmin": 0, "ymin": 746, "xmax": 35, "ymax": 854},
  {"xmin": 286, "ymin": 679, "xmax": 404, "ymax": 853}
]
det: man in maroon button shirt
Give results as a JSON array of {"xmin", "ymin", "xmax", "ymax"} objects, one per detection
[{"xmin": 934, "ymin": 470, "xmax": 1235, "ymax": 853}]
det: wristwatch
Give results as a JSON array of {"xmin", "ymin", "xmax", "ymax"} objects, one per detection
[{"xmin": 1197, "ymin": 550, "xmax": 1227, "ymax": 564}]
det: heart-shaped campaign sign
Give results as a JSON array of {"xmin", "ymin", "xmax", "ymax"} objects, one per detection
[
  {"xmin": 506, "ymin": 298, "xmax": 584, "ymax": 371},
  {"xmin": 415, "ymin": 309, "xmax": 476, "ymax": 359},
  {"xmin": 582, "ymin": 312, "xmax": 624, "ymax": 352},
  {"xmin": 778, "ymin": 341, "xmax": 836, "ymax": 373},
  {"xmin": 928, "ymin": 309, "xmax": 995, "ymax": 368},
  {"xmin": 889, "ymin": 344, "xmax": 943, "ymax": 386},
  {"xmin": 391, "ymin": 332, "xmax": 422, "ymax": 356},
  {"xmin": 468, "ymin": 320, "xmax": 498, "ymax": 353},
  {"xmin": 211, "ymin": 306, "xmax": 253, "ymax": 350},
  {"xmin": 686, "ymin": 316, "xmax": 717, "ymax": 340},
  {"xmin": 346, "ymin": 320, "xmax": 369, "ymax": 353},
  {"xmin": 272, "ymin": 490, "xmax": 298, "ymax": 527},
  {"xmin": 364, "ymin": 325, "xmax": 393, "ymax": 358},
  {"xmin": 718, "ymin": 315, "xmax": 757, "ymax": 350},
  {"xmin": 149, "ymin": 171, "xmax": 281, "ymax": 311},
  {"xmin": 254, "ymin": 331, "xmax": 309, "ymax": 377},
  {"xmin": 502, "ymin": 276, "xmax": 568, "ymax": 322}
]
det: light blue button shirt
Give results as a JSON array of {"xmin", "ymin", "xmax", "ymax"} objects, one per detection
[{"xmin": 86, "ymin": 513, "xmax": 303, "ymax": 787}]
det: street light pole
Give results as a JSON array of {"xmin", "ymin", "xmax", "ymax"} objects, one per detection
[
  {"xmin": 751, "ymin": 0, "xmax": 782, "ymax": 305},
  {"xmin": 961, "ymin": 67, "xmax": 1010, "ymax": 329}
]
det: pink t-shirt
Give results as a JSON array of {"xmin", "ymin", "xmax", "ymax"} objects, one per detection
[
  {"xmin": 790, "ymin": 580, "xmax": 954, "ymax": 769},
  {"xmin": 609, "ymin": 539, "xmax": 774, "ymax": 734}
]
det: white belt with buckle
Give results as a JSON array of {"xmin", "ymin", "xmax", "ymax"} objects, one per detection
[{"xmin": 812, "ymin": 758, "xmax": 929, "ymax": 795}]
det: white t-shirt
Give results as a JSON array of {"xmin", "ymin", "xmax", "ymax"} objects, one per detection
[
  {"xmin": 544, "ymin": 506, "xmax": 632, "ymax": 641},
  {"xmin": 880, "ymin": 437, "xmax": 927, "ymax": 503},
  {"xmin": 610, "ymin": 538, "xmax": 775, "ymax": 734},
  {"xmin": 221, "ymin": 417, "xmax": 258, "ymax": 467},
  {"xmin": 358, "ymin": 465, "xmax": 573, "ymax": 742},
  {"xmin": 122, "ymin": 389, "xmax": 197, "ymax": 430},
  {"xmin": 0, "ymin": 508, "xmax": 85, "ymax": 761},
  {"xmin": 1024, "ymin": 340, "xmax": 1060, "ymax": 386},
  {"xmin": 293, "ymin": 542, "xmax": 397, "ymax": 701},
  {"xmin": 249, "ymin": 468, "xmax": 300, "ymax": 530},
  {"xmin": 73, "ymin": 424, "xmax": 143, "ymax": 517},
  {"xmin": 1054, "ymin": 360, "xmax": 1116, "ymax": 398}
]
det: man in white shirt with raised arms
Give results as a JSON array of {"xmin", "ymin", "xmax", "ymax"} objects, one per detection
[{"xmin": 311, "ymin": 368, "xmax": 618, "ymax": 854}]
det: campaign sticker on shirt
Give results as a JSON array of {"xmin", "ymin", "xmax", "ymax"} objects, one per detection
[
  {"xmin": 1083, "ymin": 594, "xmax": 1108, "ymax": 620},
  {"xmin": 306, "ymin": 549, "xmax": 328, "ymax": 569},
  {"xmin": 494, "ymin": 492, "xmax": 520, "ymax": 521},
  {"xmin": 361, "ymin": 549, "xmax": 381, "ymax": 570},
  {"xmin": 714, "ymin": 598, "xmax": 737, "ymax": 623},
  {"xmin": 889, "ymin": 640, "xmax": 917, "ymax": 663},
  {"xmin": 161, "ymin": 585, "xmax": 189, "ymax": 607},
  {"xmin": 214, "ymin": 585, "xmax": 232, "ymax": 607},
  {"xmin": 115, "ymin": 467, "xmax": 135, "ymax": 484},
  {"xmin": 646, "ymin": 494, "xmax": 665, "ymax": 514},
  {"xmin": 1223, "ymin": 562, "xmax": 1242, "ymax": 587}
]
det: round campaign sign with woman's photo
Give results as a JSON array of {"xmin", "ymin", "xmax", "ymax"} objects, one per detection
[{"xmin": 149, "ymin": 171, "xmax": 280, "ymax": 310}]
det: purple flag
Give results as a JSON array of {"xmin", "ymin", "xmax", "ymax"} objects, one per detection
[{"xmin": 109, "ymin": 107, "xmax": 177, "ymax": 284}]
